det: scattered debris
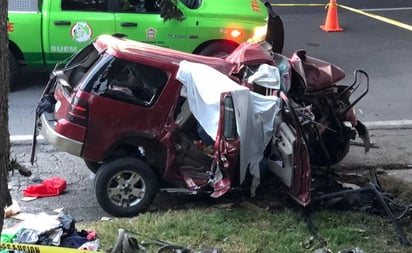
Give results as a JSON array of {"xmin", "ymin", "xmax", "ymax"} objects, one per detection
[
  {"xmin": 21, "ymin": 196, "xmax": 37, "ymax": 202},
  {"xmin": 9, "ymin": 157, "xmax": 32, "ymax": 177},
  {"xmin": 1, "ymin": 212, "xmax": 99, "ymax": 252},
  {"xmin": 99, "ymin": 217, "xmax": 113, "ymax": 221},
  {"xmin": 4, "ymin": 199, "xmax": 20, "ymax": 218},
  {"xmin": 306, "ymin": 169, "xmax": 412, "ymax": 247},
  {"xmin": 23, "ymin": 177, "xmax": 66, "ymax": 198},
  {"xmin": 109, "ymin": 229, "xmax": 223, "ymax": 253},
  {"xmin": 338, "ymin": 248, "xmax": 366, "ymax": 253},
  {"xmin": 8, "ymin": 213, "xmax": 36, "ymax": 221}
]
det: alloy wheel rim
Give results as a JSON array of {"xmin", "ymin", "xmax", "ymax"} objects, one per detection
[{"xmin": 106, "ymin": 170, "xmax": 146, "ymax": 208}]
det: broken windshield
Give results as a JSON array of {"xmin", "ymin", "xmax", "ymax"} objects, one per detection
[
  {"xmin": 85, "ymin": 57, "xmax": 169, "ymax": 107},
  {"xmin": 51, "ymin": 43, "xmax": 103, "ymax": 93}
]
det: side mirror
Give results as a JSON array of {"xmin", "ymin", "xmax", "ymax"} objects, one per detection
[
  {"xmin": 264, "ymin": 2, "xmax": 284, "ymax": 54},
  {"xmin": 160, "ymin": 0, "xmax": 185, "ymax": 22}
]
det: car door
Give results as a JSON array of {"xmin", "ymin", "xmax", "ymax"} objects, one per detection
[
  {"xmin": 45, "ymin": 0, "xmax": 116, "ymax": 63},
  {"xmin": 113, "ymin": 0, "xmax": 188, "ymax": 52},
  {"xmin": 213, "ymin": 92, "xmax": 241, "ymax": 182},
  {"xmin": 217, "ymin": 91, "xmax": 311, "ymax": 206},
  {"xmin": 208, "ymin": 92, "xmax": 241, "ymax": 198},
  {"xmin": 267, "ymin": 93, "xmax": 311, "ymax": 206}
]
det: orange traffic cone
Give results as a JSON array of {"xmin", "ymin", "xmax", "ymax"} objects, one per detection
[{"xmin": 320, "ymin": 0, "xmax": 343, "ymax": 32}]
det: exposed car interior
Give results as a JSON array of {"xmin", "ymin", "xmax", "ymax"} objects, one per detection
[{"xmin": 89, "ymin": 59, "xmax": 168, "ymax": 107}]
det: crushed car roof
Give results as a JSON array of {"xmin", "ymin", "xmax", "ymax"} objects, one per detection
[{"xmin": 93, "ymin": 34, "xmax": 237, "ymax": 74}]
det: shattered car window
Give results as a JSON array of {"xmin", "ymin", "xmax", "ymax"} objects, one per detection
[
  {"xmin": 64, "ymin": 44, "xmax": 102, "ymax": 87},
  {"xmin": 62, "ymin": 0, "xmax": 108, "ymax": 11},
  {"xmin": 88, "ymin": 58, "xmax": 168, "ymax": 106},
  {"xmin": 223, "ymin": 96, "xmax": 237, "ymax": 139},
  {"xmin": 119, "ymin": 0, "xmax": 160, "ymax": 13}
]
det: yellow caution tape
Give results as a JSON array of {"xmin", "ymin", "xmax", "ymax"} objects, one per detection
[
  {"xmin": 0, "ymin": 242, "xmax": 90, "ymax": 253},
  {"xmin": 338, "ymin": 4, "xmax": 412, "ymax": 31},
  {"xmin": 271, "ymin": 3, "xmax": 412, "ymax": 31}
]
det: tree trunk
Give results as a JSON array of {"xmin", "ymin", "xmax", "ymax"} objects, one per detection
[{"xmin": 0, "ymin": 0, "xmax": 11, "ymax": 232}]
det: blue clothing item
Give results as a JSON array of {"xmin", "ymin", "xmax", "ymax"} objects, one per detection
[
  {"xmin": 60, "ymin": 230, "xmax": 88, "ymax": 249},
  {"xmin": 13, "ymin": 229, "xmax": 39, "ymax": 244},
  {"xmin": 196, "ymin": 122, "xmax": 214, "ymax": 146}
]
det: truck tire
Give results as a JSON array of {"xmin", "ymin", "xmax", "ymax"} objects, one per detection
[
  {"xmin": 94, "ymin": 157, "xmax": 159, "ymax": 217},
  {"xmin": 9, "ymin": 51, "xmax": 19, "ymax": 91},
  {"xmin": 198, "ymin": 41, "xmax": 238, "ymax": 58}
]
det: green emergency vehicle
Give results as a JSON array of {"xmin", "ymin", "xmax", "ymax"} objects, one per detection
[{"xmin": 8, "ymin": 0, "xmax": 281, "ymax": 90}]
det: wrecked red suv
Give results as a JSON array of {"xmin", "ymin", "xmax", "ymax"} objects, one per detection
[{"xmin": 32, "ymin": 7, "xmax": 370, "ymax": 217}]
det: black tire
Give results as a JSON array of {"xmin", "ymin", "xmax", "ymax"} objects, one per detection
[
  {"xmin": 9, "ymin": 51, "xmax": 19, "ymax": 91},
  {"xmin": 84, "ymin": 159, "xmax": 101, "ymax": 174},
  {"xmin": 94, "ymin": 157, "xmax": 159, "ymax": 217},
  {"xmin": 309, "ymin": 124, "xmax": 351, "ymax": 166},
  {"xmin": 197, "ymin": 41, "xmax": 238, "ymax": 58}
]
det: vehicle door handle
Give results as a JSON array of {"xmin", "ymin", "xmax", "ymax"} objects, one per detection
[
  {"xmin": 121, "ymin": 22, "xmax": 138, "ymax": 27},
  {"xmin": 54, "ymin": 21, "xmax": 71, "ymax": 26}
]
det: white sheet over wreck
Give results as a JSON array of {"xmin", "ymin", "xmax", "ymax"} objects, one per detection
[{"xmin": 176, "ymin": 60, "xmax": 281, "ymax": 186}]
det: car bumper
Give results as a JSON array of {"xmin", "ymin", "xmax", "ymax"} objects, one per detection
[{"xmin": 40, "ymin": 113, "xmax": 83, "ymax": 156}]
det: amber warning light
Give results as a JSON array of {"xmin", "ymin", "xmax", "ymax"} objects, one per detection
[
  {"xmin": 247, "ymin": 25, "xmax": 267, "ymax": 43},
  {"xmin": 221, "ymin": 28, "xmax": 243, "ymax": 39},
  {"xmin": 230, "ymin": 29, "xmax": 242, "ymax": 39}
]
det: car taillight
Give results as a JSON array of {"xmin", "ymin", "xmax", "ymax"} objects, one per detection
[{"xmin": 67, "ymin": 96, "xmax": 88, "ymax": 126}]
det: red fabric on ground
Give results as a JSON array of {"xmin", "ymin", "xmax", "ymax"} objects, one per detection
[{"xmin": 23, "ymin": 177, "xmax": 66, "ymax": 197}]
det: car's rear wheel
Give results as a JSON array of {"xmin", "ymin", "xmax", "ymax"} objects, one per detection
[
  {"xmin": 94, "ymin": 157, "xmax": 159, "ymax": 217},
  {"xmin": 197, "ymin": 41, "xmax": 238, "ymax": 58},
  {"xmin": 9, "ymin": 51, "xmax": 19, "ymax": 91}
]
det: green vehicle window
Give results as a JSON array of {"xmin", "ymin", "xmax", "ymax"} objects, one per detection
[
  {"xmin": 179, "ymin": 0, "xmax": 201, "ymax": 9},
  {"xmin": 61, "ymin": 0, "xmax": 108, "ymax": 11},
  {"xmin": 119, "ymin": 0, "xmax": 160, "ymax": 13}
]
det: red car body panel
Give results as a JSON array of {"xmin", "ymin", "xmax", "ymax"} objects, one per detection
[{"xmin": 40, "ymin": 35, "xmax": 312, "ymax": 207}]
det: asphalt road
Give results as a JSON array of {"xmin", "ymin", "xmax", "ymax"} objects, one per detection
[{"xmin": 272, "ymin": 0, "xmax": 412, "ymax": 122}]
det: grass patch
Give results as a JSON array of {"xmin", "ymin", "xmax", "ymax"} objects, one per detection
[
  {"xmin": 80, "ymin": 207, "xmax": 411, "ymax": 252},
  {"xmin": 80, "ymin": 175, "xmax": 412, "ymax": 253}
]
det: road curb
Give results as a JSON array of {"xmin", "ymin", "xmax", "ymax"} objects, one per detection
[
  {"xmin": 10, "ymin": 135, "xmax": 46, "ymax": 146},
  {"xmin": 363, "ymin": 120, "xmax": 412, "ymax": 130}
]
